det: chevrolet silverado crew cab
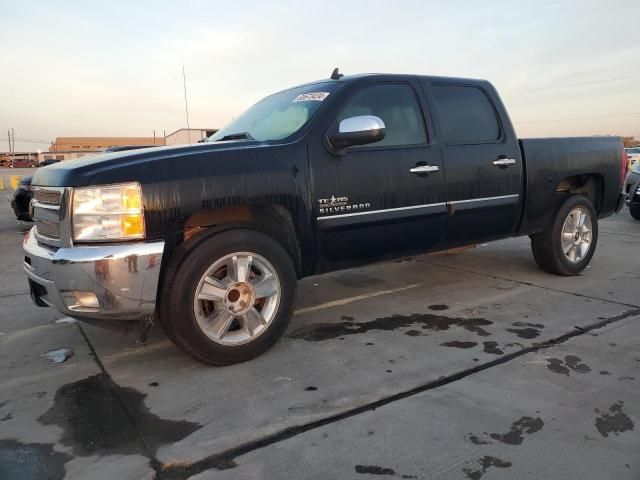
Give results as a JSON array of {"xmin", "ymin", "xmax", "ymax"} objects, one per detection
[{"xmin": 23, "ymin": 71, "xmax": 627, "ymax": 365}]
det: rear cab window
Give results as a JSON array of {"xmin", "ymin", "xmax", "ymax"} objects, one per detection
[{"xmin": 430, "ymin": 85, "xmax": 501, "ymax": 144}]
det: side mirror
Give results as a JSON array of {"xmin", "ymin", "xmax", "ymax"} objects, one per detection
[{"xmin": 326, "ymin": 115, "xmax": 385, "ymax": 155}]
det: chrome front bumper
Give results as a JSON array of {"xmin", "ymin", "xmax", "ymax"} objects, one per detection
[{"xmin": 23, "ymin": 227, "xmax": 164, "ymax": 321}]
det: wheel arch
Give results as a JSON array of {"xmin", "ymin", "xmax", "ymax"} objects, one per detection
[
  {"xmin": 555, "ymin": 173, "xmax": 604, "ymax": 214},
  {"xmin": 158, "ymin": 204, "xmax": 303, "ymax": 303}
]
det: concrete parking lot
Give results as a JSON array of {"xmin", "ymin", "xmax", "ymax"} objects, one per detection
[{"xmin": 1, "ymin": 167, "xmax": 638, "ymax": 480}]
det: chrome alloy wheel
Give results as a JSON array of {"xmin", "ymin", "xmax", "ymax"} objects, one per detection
[
  {"xmin": 193, "ymin": 252, "xmax": 281, "ymax": 346},
  {"xmin": 561, "ymin": 207, "xmax": 593, "ymax": 263}
]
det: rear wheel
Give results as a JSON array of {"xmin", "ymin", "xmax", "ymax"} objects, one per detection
[
  {"xmin": 630, "ymin": 205, "xmax": 640, "ymax": 220},
  {"xmin": 531, "ymin": 195, "xmax": 598, "ymax": 276},
  {"xmin": 159, "ymin": 229, "xmax": 297, "ymax": 365}
]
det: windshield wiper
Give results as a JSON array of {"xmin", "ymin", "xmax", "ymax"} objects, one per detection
[{"xmin": 214, "ymin": 132, "xmax": 255, "ymax": 142}]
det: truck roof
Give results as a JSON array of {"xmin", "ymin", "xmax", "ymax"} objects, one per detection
[{"xmin": 292, "ymin": 72, "xmax": 492, "ymax": 91}]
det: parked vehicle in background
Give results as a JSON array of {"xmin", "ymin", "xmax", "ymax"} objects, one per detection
[
  {"xmin": 8, "ymin": 176, "xmax": 33, "ymax": 221},
  {"xmin": 7, "ymin": 160, "xmax": 60, "ymax": 221},
  {"xmin": 624, "ymin": 162, "xmax": 640, "ymax": 220},
  {"xmin": 39, "ymin": 158, "xmax": 61, "ymax": 167},
  {"xmin": 625, "ymin": 147, "xmax": 640, "ymax": 169},
  {"xmin": 23, "ymin": 71, "xmax": 627, "ymax": 365},
  {"xmin": 10, "ymin": 157, "xmax": 36, "ymax": 168}
]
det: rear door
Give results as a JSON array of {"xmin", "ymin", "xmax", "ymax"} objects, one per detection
[
  {"xmin": 424, "ymin": 82, "xmax": 523, "ymax": 245},
  {"xmin": 310, "ymin": 80, "xmax": 447, "ymax": 266}
]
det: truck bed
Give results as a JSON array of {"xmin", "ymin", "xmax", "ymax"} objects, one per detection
[{"xmin": 518, "ymin": 136, "xmax": 623, "ymax": 235}]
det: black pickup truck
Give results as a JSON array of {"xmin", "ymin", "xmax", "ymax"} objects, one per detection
[{"xmin": 23, "ymin": 71, "xmax": 626, "ymax": 365}]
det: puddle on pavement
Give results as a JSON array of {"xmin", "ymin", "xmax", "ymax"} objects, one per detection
[
  {"xmin": 354, "ymin": 464, "xmax": 417, "ymax": 478},
  {"xmin": 289, "ymin": 313, "xmax": 492, "ymax": 341},
  {"xmin": 441, "ymin": 341, "xmax": 478, "ymax": 349},
  {"xmin": 42, "ymin": 348, "xmax": 73, "ymax": 364},
  {"xmin": 37, "ymin": 373, "xmax": 201, "ymax": 457},
  {"xmin": 428, "ymin": 304, "xmax": 449, "ymax": 311},
  {"xmin": 506, "ymin": 322, "xmax": 544, "ymax": 339},
  {"xmin": 463, "ymin": 456, "xmax": 512, "ymax": 480},
  {"xmin": 0, "ymin": 438, "xmax": 71, "ymax": 480},
  {"xmin": 546, "ymin": 355, "xmax": 591, "ymax": 376},
  {"xmin": 595, "ymin": 401, "xmax": 634, "ymax": 438},
  {"xmin": 482, "ymin": 341, "xmax": 503, "ymax": 355},
  {"xmin": 468, "ymin": 416, "xmax": 544, "ymax": 446}
]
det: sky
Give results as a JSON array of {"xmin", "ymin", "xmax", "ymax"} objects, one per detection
[{"xmin": 1, "ymin": 0, "xmax": 639, "ymax": 152}]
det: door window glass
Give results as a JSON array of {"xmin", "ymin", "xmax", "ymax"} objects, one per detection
[{"xmin": 337, "ymin": 84, "xmax": 427, "ymax": 148}]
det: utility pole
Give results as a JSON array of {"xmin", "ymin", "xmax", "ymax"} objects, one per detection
[
  {"xmin": 11, "ymin": 129, "xmax": 15, "ymax": 154},
  {"xmin": 182, "ymin": 66, "xmax": 191, "ymax": 144},
  {"xmin": 7, "ymin": 130, "xmax": 11, "ymax": 153}
]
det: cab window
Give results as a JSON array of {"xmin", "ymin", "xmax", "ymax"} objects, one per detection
[
  {"xmin": 337, "ymin": 84, "xmax": 427, "ymax": 148},
  {"xmin": 431, "ymin": 85, "xmax": 501, "ymax": 144}
]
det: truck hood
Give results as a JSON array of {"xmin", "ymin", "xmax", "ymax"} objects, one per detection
[{"xmin": 31, "ymin": 140, "xmax": 265, "ymax": 187}]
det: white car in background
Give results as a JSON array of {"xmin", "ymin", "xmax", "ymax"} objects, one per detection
[{"xmin": 626, "ymin": 147, "xmax": 640, "ymax": 168}]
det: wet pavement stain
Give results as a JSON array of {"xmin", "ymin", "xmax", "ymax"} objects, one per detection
[
  {"xmin": 469, "ymin": 434, "xmax": 490, "ymax": 445},
  {"xmin": 405, "ymin": 330, "xmax": 422, "ymax": 337},
  {"xmin": 1, "ymin": 412, "xmax": 13, "ymax": 421},
  {"xmin": 469, "ymin": 416, "xmax": 544, "ymax": 446},
  {"xmin": 482, "ymin": 341, "xmax": 503, "ymax": 355},
  {"xmin": 547, "ymin": 355, "xmax": 591, "ymax": 376},
  {"xmin": 489, "ymin": 417, "xmax": 544, "ymax": 445},
  {"xmin": 428, "ymin": 304, "xmax": 448, "ymax": 311},
  {"xmin": 0, "ymin": 438, "xmax": 71, "ymax": 480},
  {"xmin": 354, "ymin": 464, "xmax": 417, "ymax": 478},
  {"xmin": 463, "ymin": 456, "xmax": 512, "ymax": 480},
  {"xmin": 595, "ymin": 401, "xmax": 634, "ymax": 438},
  {"xmin": 441, "ymin": 341, "xmax": 478, "ymax": 349},
  {"xmin": 289, "ymin": 313, "xmax": 492, "ymax": 341},
  {"xmin": 506, "ymin": 322, "xmax": 544, "ymax": 339},
  {"xmin": 355, "ymin": 465, "xmax": 395, "ymax": 476},
  {"xmin": 37, "ymin": 374, "xmax": 201, "ymax": 457},
  {"xmin": 42, "ymin": 348, "xmax": 73, "ymax": 364}
]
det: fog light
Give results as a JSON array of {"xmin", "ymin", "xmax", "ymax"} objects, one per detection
[{"xmin": 62, "ymin": 291, "xmax": 100, "ymax": 312}]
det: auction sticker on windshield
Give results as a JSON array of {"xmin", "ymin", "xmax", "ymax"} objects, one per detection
[{"xmin": 293, "ymin": 92, "xmax": 330, "ymax": 102}]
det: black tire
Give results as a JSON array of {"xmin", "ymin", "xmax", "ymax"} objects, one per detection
[
  {"xmin": 630, "ymin": 205, "xmax": 640, "ymax": 220},
  {"xmin": 530, "ymin": 195, "xmax": 598, "ymax": 276},
  {"xmin": 159, "ymin": 229, "xmax": 297, "ymax": 365}
]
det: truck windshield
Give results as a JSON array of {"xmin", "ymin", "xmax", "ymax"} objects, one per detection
[{"xmin": 208, "ymin": 82, "xmax": 341, "ymax": 143}]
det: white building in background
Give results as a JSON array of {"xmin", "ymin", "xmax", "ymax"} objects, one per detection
[{"xmin": 164, "ymin": 128, "xmax": 218, "ymax": 145}]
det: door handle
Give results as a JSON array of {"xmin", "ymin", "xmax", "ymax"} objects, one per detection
[
  {"xmin": 410, "ymin": 165, "xmax": 439, "ymax": 174},
  {"xmin": 493, "ymin": 158, "xmax": 517, "ymax": 167}
]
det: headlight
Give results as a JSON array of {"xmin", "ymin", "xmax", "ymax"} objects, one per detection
[{"xmin": 72, "ymin": 182, "xmax": 145, "ymax": 242}]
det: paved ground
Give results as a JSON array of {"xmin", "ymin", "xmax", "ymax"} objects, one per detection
[{"xmin": 1, "ymin": 167, "xmax": 638, "ymax": 479}]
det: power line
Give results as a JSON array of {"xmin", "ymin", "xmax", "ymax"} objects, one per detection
[
  {"xmin": 516, "ymin": 112, "xmax": 640, "ymax": 124},
  {"xmin": 503, "ymin": 74, "xmax": 640, "ymax": 94}
]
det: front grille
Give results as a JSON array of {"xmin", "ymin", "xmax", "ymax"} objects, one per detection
[
  {"xmin": 37, "ymin": 220, "xmax": 61, "ymax": 239},
  {"xmin": 34, "ymin": 189, "xmax": 62, "ymax": 205}
]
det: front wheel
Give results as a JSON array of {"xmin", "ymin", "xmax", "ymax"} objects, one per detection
[
  {"xmin": 630, "ymin": 205, "xmax": 640, "ymax": 220},
  {"xmin": 531, "ymin": 195, "xmax": 598, "ymax": 276},
  {"xmin": 159, "ymin": 229, "xmax": 297, "ymax": 365}
]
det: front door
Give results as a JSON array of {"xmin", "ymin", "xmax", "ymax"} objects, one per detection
[{"xmin": 310, "ymin": 81, "xmax": 447, "ymax": 268}]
